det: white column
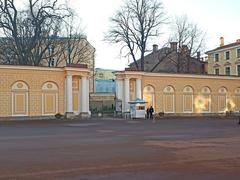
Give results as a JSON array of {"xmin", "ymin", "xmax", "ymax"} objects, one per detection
[
  {"xmin": 124, "ymin": 78, "xmax": 130, "ymax": 112},
  {"xmin": 136, "ymin": 78, "xmax": 142, "ymax": 99},
  {"xmin": 86, "ymin": 77, "xmax": 90, "ymax": 113},
  {"xmin": 81, "ymin": 76, "xmax": 89, "ymax": 113},
  {"xmin": 66, "ymin": 75, "xmax": 73, "ymax": 113},
  {"xmin": 78, "ymin": 78, "xmax": 82, "ymax": 113},
  {"xmin": 116, "ymin": 79, "xmax": 119, "ymax": 99},
  {"xmin": 116, "ymin": 79, "xmax": 123, "ymax": 100}
]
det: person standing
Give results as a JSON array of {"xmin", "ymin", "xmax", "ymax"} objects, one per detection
[
  {"xmin": 146, "ymin": 107, "xmax": 150, "ymax": 119},
  {"xmin": 238, "ymin": 111, "xmax": 240, "ymax": 124},
  {"xmin": 149, "ymin": 106, "xmax": 154, "ymax": 119}
]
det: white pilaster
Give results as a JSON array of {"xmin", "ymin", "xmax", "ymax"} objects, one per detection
[
  {"xmin": 116, "ymin": 79, "xmax": 119, "ymax": 99},
  {"xmin": 86, "ymin": 77, "xmax": 90, "ymax": 113},
  {"xmin": 66, "ymin": 75, "xmax": 73, "ymax": 113},
  {"xmin": 136, "ymin": 78, "xmax": 142, "ymax": 99},
  {"xmin": 116, "ymin": 79, "xmax": 123, "ymax": 100},
  {"xmin": 124, "ymin": 78, "xmax": 130, "ymax": 112},
  {"xmin": 81, "ymin": 76, "xmax": 89, "ymax": 114},
  {"xmin": 78, "ymin": 78, "xmax": 82, "ymax": 114}
]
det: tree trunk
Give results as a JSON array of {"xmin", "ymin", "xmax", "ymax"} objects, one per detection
[{"xmin": 140, "ymin": 55, "xmax": 144, "ymax": 71}]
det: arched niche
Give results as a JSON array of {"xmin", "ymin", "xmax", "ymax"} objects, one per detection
[
  {"xmin": 143, "ymin": 85, "xmax": 155, "ymax": 109},
  {"xmin": 183, "ymin": 86, "xmax": 194, "ymax": 113},
  {"xmin": 11, "ymin": 81, "xmax": 29, "ymax": 116},
  {"xmin": 163, "ymin": 86, "xmax": 175, "ymax": 113},
  {"xmin": 218, "ymin": 87, "xmax": 227, "ymax": 112},
  {"xmin": 42, "ymin": 82, "xmax": 58, "ymax": 115}
]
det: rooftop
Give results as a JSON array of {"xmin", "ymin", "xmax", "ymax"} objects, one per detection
[{"xmin": 206, "ymin": 38, "xmax": 240, "ymax": 53}]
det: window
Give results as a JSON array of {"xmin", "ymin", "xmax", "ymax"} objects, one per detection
[
  {"xmin": 215, "ymin": 68, "xmax": 219, "ymax": 75},
  {"xmin": 98, "ymin": 73, "xmax": 104, "ymax": 79},
  {"xmin": 50, "ymin": 59, "xmax": 55, "ymax": 67},
  {"xmin": 237, "ymin": 49, "xmax": 240, "ymax": 58},
  {"xmin": 225, "ymin": 67, "xmax": 231, "ymax": 76},
  {"xmin": 225, "ymin": 51, "xmax": 230, "ymax": 60},
  {"xmin": 237, "ymin": 65, "xmax": 240, "ymax": 76},
  {"xmin": 214, "ymin": 53, "xmax": 219, "ymax": 62}
]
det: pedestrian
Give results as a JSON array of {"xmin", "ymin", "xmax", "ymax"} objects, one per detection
[
  {"xmin": 146, "ymin": 107, "xmax": 150, "ymax": 119},
  {"xmin": 238, "ymin": 111, "xmax": 240, "ymax": 125},
  {"xmin": 149, "ymin": 106, "xmax": 154, "ymax": 119}
]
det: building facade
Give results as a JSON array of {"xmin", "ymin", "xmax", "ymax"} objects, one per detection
[
  {"xmin": 95, "ymin": 68, "xmax": 116, "ymax": 80},
  {"xmin": 0, "ymin": 65, "xmax": 90, "ymax": 117},
  {"xmin": 129, "ymin": 43, "xmax": 206, "ymax": 74},
  {"xmin": 95, "ymin": 80, "xmax": 116, "ymax": 93},
  {"xmin": 90, "ymin": 68, "xmax": 116, "ymax": 114},
  {"xmin": 116, "ymin": 70, "xmax": 240, "ymax": 115},
  {"xmin": 95, "ymin": 68, "xmax": 116, "ymax": 93},
  {"xmin": 206, "ymin": 37, "xmax": 240, "ymax": 76}
]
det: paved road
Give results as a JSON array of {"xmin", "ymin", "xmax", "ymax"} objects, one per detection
[{"xmin": 0, "ymin": 117, "xmax": 240, "ymax": 180}]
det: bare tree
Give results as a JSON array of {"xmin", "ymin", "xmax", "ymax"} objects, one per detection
[
  {"xmin": 169, "ymin": 15, "xmax": 206, "ymax": 72},
  {"xmin": 105, "ymin": 0, "xmax": 167, "ymax": 71},
  {"xmin": 0, "ymin": 37, "xmax": 16, "ymax": 64},
  {"xmin": 50, "ymin": 15, "xmax": 95, "ymax": 67},
  {"xmin": 0, "ymin": 0, "xmax": 70, "ymax": 65},
  {"xmin": 45, "ymin": 36, "xmax": 95, "ymax": 67}
]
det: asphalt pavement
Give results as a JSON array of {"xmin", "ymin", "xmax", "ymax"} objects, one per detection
[{"xmin": 0, "ymin": 117, "xmax": 240, "ymax": 180}]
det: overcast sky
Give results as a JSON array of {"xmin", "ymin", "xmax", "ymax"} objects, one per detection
[{"xmin": 69, "ymin": 0, "xmax": 240, "ymax": 70}]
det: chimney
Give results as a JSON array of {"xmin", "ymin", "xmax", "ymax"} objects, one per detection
[
  {"xmin": 220, "ymin": 37, "xmax": 224, "ymax": 47},
  {"xmin": 197, "ymin": 51, "xmax": 201, "ymax": 61},
  {"xmin": 153, "ymin": 44, "xmax": 158, "ymax": 53},
  {"xmin": 181, "ymin": 45, "xmax": 189, "ymax": 55},
  {"xmin": 170, "ymin": 42, "xmax": 177, "ymax": 51}
]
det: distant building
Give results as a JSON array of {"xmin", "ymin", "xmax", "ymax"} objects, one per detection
[
  {"xmin": 129, "ymin": 43, "xmax": 206, "ymax": 74},
  {"xmin": 206, "ymin": 37, "xmax": 240, "ymax": 76},
  {"xmin": 0, "ymin": 36, "xmax": 96, "ymax": 92},
  {"xmin": 95, "ymin": 68, "xmax": 116, "ymax": 80},
  {"xmin": 95, "ymin": 80, "xmax": 116, "ymax": 93},
  {"xmin": 90, "ymin": 68, "xmax": 116, "ymax": 114},
  {"xmin": 94, "ymin": 68, "xmax": 116, "ymax": 93}
]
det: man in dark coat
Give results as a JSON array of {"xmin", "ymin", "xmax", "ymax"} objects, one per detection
[{"xmin": 149, "ymin": 106, "xmax": 154, "ymax": 119}]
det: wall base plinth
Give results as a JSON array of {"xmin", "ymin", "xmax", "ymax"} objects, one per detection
[
  {"xmin": 65, "ymin": 112, "xmax": 75, "ymax": 119},
  {"xmin": 80, "ymin": 112, "xmax": 91, "ymax": 119}
]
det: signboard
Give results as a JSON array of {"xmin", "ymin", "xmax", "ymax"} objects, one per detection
[{"xmin": 115, "ymin": 100, "xmax": 122, "ymax": 112}]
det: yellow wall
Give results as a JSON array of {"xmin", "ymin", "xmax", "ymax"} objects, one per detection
[
  {"xmin": 117, "ymin": 71, "xmax": 240, "ymax": 115},
  {"xmin": 0, "ymin": 65, "xmax": 89, "ymax": 117},
  {"xmin": 142, "ymin": 74, "xmax": 240, "ymax": 114}
]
